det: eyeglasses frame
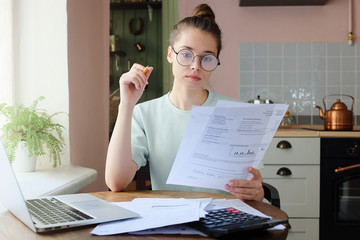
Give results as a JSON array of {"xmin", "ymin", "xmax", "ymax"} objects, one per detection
[{"xmin": 171, "ymin": 46, "xmax": 220, "ymax": 72}]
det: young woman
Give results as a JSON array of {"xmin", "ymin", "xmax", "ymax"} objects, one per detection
[{"xmin": 105, "ymin": 4, "xmax": 264, "ymax": 201}]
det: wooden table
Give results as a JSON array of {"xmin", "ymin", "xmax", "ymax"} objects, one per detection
[{"xmin": 0, "ymin": 190, "xmax": 289, "ymax": 240}]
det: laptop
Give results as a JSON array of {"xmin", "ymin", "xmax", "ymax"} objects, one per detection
[{"xmin": 0, "ymin": 137, "xmax": 139, "ymax": 233}]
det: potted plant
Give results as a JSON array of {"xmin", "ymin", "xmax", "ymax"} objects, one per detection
[{"xmin": 0, "ymin": 96, "xmax": 66, "ymax": 172}]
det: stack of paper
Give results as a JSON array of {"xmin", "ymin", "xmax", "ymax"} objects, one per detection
[
  {"xmin": 91, "ymin": 198, "xmax": 284, "ymax": 236},
  {"xmin": 91, "ymin": 198, "xmax": 210, "ymax": 236}
]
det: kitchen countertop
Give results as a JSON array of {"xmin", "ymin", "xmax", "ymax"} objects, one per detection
[{"xmin": 275, "ymin": 125, "xmax": 360, "ymax": 138}]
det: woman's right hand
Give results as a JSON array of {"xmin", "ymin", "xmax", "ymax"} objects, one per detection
[
  {"xmin": 119, "ymin": 63, "xmax": 153, "ymax": 106},
  {"xmin": 106, "ymin": 63, "xmax": 152, "ymax": 191}
]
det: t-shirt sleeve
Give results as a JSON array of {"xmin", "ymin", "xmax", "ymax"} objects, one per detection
[{"xmin": 131, "ymin": 106, "xmax": 149, "ymax": 170}]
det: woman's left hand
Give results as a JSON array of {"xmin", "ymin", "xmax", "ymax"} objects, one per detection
[{"xmin": 225, "ymin": 167, "xmax": 264, "ymax": 201}]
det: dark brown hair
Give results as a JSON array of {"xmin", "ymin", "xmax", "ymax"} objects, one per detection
[{"xmin": 169, "ymin": 4, "xmax": 222, "ymax": 57}]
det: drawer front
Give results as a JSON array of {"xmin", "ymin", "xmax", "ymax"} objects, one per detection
[
  {"xmin": 261, "ymin": 165, "xmax": 320, "ymax": 218},
  {"xmin": 262, "ymin": 138, "xmax": 320, "ymax": 164},
  {"xmin": 287, "ymin": 218, "xmax": 319, "ymax": 240}
]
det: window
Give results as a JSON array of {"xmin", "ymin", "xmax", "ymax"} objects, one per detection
[{"xmin": 0, "ymin": 0, "xmax": 14, "ymax": 105}]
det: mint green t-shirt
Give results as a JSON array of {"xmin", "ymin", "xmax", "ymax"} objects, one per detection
[{"xmin": 131, "ymin": 91, "xmax": 237, "ymax": 194}]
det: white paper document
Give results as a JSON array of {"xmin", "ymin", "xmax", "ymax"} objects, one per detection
[
  {"xmin": 91, "ymin": 198, "xmax": 211, "ymax": 236},
  {"xmin": 167, "ymin": 101, "xmax": 288, "ymax": 192},
  {"xmin": 129, "ymin": 224, "xmax": 207, "ymax": 236},
  {"xmin": 91, "ymin": 197, "xmax": 283, "ymax": 236},
  {"xmin": 130, "ymin": 198, "xmax": 285, "ymax": 236}
]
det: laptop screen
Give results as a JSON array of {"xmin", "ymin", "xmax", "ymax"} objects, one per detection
[{"xmin": 0, "ymin": 138, "xmax": 37, "ymax": 231}]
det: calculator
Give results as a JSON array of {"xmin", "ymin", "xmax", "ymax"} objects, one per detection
[{"xmin": 188, "ymin": 207, "xmax": 288, "ymax": 238}]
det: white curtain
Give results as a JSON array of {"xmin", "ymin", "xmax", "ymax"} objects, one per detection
[{"xmin": 0, "ymin": 0, "xmax": 14, "ymax": 106}]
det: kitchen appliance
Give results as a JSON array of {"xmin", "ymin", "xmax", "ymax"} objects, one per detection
[
  {"xmin": 315, "ymin": 94, "xmax": 354, "ymax": 131},
  {"xmin": 320, "ymin": 138, "xmax": 360, "ymax": 240},
  {"xmin": 248, "ymin": 95, "xmax": 273, "ymax": 104}
]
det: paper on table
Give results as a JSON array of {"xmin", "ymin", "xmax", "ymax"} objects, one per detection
[
  {"xmin": 206, "ymin": 198, "xmax": 267, "ymax": 217},
  {"xmin": 129, "ymin": 224, "xmax": 207, "ymax": 236},
  {"xmin": 90, "ymin": 198, "xmax": 211, "ymax": 236},
  {"xmin": 167, "ymin": 101, "xmax": 288, "ymax": 192},
  {"xmin": 131, "ymin": 198, "xmax": 211, "ymax": 218},
  {"xmin": 130, "ymin": 198, "xmax": 284, "ymax": 235}
]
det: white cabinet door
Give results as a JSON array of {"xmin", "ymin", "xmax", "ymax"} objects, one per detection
[
  {"xmin": 260, "ymin": 165, "xmax": 320, "ymax": 218},
  {"xmin": 262, "ymin": 138, "xmax": 320, "ymax": 165},
  {"xmin": 287, "ymin": 218, "xmax": 319, "ymax": 240}
]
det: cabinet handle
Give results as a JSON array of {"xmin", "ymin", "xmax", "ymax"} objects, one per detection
[
  {"xmin": 277, "ymin": 167, "xmax": 292, "ymax": 176},
  {"xmin": 276, "ymin": 140, "xmax": 292, "ymax": 149}
]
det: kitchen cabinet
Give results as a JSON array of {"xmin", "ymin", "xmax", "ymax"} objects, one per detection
[{"xmin": 260, "ymin": 137, "xmax": 320, "ymax": 240}]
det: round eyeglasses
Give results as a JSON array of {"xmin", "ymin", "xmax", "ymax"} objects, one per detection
[{"xmin": 171, "ymin": 47, "xmax": 220, "ymax": 72}]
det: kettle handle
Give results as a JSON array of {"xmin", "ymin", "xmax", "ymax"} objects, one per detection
[{"xmin": 322, "ymin": 94, "xmax": 354, "ymax": 111}]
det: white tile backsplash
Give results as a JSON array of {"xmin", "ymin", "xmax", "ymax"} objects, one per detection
[{"xmin": 239, "ymin": 42, "xmax": 360, "ymax": 124}]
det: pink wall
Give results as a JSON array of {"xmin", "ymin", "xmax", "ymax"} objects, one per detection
[
  {"xmin": 179, "ymin": 0, "xmax": 359, "ymax": 98},
  {"xmin": 67, "ymin": 0, "xmax": 109, "ymax": 192}
]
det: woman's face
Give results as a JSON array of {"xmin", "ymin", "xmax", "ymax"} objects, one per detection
[{"xmin": 167, "ymin": 27, "xmax": 218, "ymax": 91}]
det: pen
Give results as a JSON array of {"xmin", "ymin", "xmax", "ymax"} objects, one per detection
[{"xmin": 143, "ymin": 66, "xmax": 149, "ymax": 74}]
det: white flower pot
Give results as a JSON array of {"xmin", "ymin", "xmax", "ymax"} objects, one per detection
[{"xmin": 12, "ymin": 141, "xmax": 37, "ymax": 172}]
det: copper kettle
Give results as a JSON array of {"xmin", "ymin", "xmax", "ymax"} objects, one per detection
[{"xmin": 316, "ymin": 94, "xmax": 354, "ymax": 131}]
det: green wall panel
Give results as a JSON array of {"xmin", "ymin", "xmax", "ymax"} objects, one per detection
[
  {"xmin": 110, "ymin": 0, "xmax": 178, "ymax": 101},
  {"xmin": 110, "ymin": 3, "xmax": 163, "ymax": 102}
]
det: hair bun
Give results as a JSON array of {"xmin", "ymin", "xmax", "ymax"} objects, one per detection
[{"xmin": 192, "ymin": 4, "xmax": 215, "ymax": 22}]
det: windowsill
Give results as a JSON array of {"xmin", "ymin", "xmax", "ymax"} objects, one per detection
[{"xmin": 14, "ymin": 165, "xmax": 97, "ymax": 199}]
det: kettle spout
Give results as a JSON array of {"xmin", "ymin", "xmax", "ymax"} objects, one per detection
[{"xmin": 316, "ymin": 105, "xmax": 325, "ymax": 119}]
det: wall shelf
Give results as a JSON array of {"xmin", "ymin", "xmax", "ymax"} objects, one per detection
[
  {"xmin": 239, "ymin": 0, "xmax": 328, "ymax": 6},
  {"xmin": 14, "ymin": 166, "xmax": 97, "ymax": 199},
  {"xmin": 110, "ymin": 50, "xmax": 126, "ymax": 57}
]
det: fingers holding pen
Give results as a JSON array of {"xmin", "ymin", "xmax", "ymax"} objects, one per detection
[
  {"xmin": 142, "ymin": 66, "xmax": 153, "ymax": 86},
  {"xmin": 137, "ymin": 65, "xmax": 153, "ymax": 90},
  {"xmin": 130, "ymin": 64, "xmax": 150, "ymax": 90},
  {"xmin": 121, "ymin": 64, "xmax": 153, "ymax": 91}
]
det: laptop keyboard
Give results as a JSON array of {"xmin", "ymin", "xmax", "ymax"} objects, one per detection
[{"xmin": 26, "ymin": 198, "xmax": 93, "ymax": 225}]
